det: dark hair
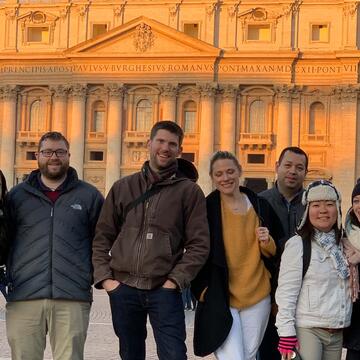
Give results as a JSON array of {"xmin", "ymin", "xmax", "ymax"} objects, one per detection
[
  {"xmin": 297, "ymin": 212, "xmax": 342, "ymax": 245},
  {"xmin": 349, "ymin": 209, "xmax": 360, "ymax": 227},
  {"xmin": 38, "ymin": 131, "xmax": 69, "ymax": 151},
  {"xmin": 209, "ymin": 151, "xmax": 242, "ymax": 175},
  {"xmin": 278, "ymin": 146, "xmax": 308, "ymax": 171},
  {"xmin": 150, "ymin": 121, "xmax": 184, "ymax": 146}
]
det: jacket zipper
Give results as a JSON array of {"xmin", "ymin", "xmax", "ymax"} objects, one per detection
[
  {"xmin": 135, "ymin": 199, "xmax": 150, "ymax": 279},
  {"xmin": 50, "ymin": 206, "xmax": 54, "ymax": 297}
]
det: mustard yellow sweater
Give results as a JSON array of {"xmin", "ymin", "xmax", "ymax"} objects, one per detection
[{"xmin": 221, "ymin": 199, "xmax": 276, "ymax": 309}]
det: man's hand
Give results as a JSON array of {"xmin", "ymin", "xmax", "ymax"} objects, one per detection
[
  {"xmin": 162, "ymin": 279, "xmax": 177, "ymax": 289},
  {"xmin": 102, "ymin": 279, "xmax": 121, "ymax": 292}
]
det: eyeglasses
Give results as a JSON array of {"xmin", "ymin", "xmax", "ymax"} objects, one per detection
[{"xmin": 39, "ymin": 149, "xmax": 68, "ymax": 158}]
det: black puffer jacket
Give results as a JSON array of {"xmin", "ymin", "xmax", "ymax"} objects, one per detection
[{"xmin": 6, "ymin": 167, "xmax": 104, "ymax": 302}]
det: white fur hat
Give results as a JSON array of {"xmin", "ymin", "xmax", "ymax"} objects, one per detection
[{"xmin": 297, "ymin": 180, "xmax": 342, "ymax": 231}]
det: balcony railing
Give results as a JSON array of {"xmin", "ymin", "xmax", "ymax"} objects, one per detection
[
  {"xmin": 87, "ymin": 132, "xmax": 105, "ymax": 140},
  {"xmin": 184, "ymin": 133, "xmax": 199, "ymax": 145},
  {"xmin": 17, "ymin": 131, "xmax": 43, "ymax": 145},
  {"xmin": 238, "ymin": 133, "xmax": 273, "ymax": 149},
  {"xmin": 124, "ymin": 131, "xmax": 150, "ymax": 146},
  {"xmin": 301, "ymin": 133, "xmax": 329, "ymax": 145}
]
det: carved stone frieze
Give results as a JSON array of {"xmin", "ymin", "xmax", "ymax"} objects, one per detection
[
  {"xmin": 70, "ymin": 84, "xmax": 87, "ymax": 100},
  {"xmin": 133, "ymin": 23, "xmax": 155, "ymax": 53}
]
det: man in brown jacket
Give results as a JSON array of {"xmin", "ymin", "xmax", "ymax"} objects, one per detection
[{"xmin": 92, "ymin": 121, "xmax": 210, "ymax": 360}]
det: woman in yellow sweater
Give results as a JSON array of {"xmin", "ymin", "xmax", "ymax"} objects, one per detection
[{"xmin": 192, "ymin": 151, "xmax": 283, "ymax": 359}]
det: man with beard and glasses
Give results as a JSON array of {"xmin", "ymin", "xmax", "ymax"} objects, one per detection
[
  {"xmin": 92, "ymin": 121, "xmax": 209, "ymax": 360},
  {"xmin": 5, "ymin": 131, "xmax": 104, "ymax": 360}
]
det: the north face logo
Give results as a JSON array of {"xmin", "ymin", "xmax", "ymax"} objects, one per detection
[{"xmin": 71, "ymin": 204, "xmax": 82, "ymax": 210}]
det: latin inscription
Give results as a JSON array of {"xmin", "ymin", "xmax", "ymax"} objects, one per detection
[{"xmin": 0, "ymin": 63, "xmax": 357, "ymax": 74}]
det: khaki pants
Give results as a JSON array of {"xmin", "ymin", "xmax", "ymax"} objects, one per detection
[
  {"xmin": 296, "ymin": 327, "xmax": 343, "ymax": 360},
  {"xmin": 6, "ymin": 299, "xmax": 91, "ymax": 360}
]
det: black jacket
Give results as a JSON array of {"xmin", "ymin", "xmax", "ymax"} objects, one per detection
[
  {"xmin": 6, "ymin": 167, "xmax": 104, "ymax": 302},
  {"xmin": 0, "ymin": 170, "xmax": 8, "ymax": 266},
  {"xmin": 191, "ymin": 186, "xmax": 283, "ymax": 357},
  {"xmin": 259, "ymin": 183, "xmax": 304, "ymax": 248}
]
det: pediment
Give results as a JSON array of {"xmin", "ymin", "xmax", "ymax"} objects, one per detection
[
  {"xmin": 18, "ymin": 10, "xmax": 58, "ymax": 24},
  {"xmin": 66, "ymin": 16, "xmax": 220, "ymax": 57}
]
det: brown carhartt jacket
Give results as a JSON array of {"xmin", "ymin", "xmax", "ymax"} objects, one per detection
[{"xmin": 92, "ymin": 159, "xmax": 210, "ymax": 290}]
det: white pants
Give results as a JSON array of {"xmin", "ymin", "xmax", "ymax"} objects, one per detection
[{"xmin": 215, "ymin": 295, "xmax": 270, "ymax": 360}]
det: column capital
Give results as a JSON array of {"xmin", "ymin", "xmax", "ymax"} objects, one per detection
[
  {"xmin": 70, "ymin": 84, "xmax": 87, "ymax": 100},
  {"xmin": 331, "ymin": 85, "xmax": 359, "ymax": 102},
  {"xmin": 50, "ymin": 84, "xmax": 70, "ymax": 99},
  {"xmin": 274, "ymin": 84, "xmax": 296, "ymax": 99},
  {"xmin": 159, "ymin": 83, "xmax": 179, "ymax": 99},
  {"xmin": 220, "ymin": 84, "xmax": 238, "ymax": 101},
  {"xmin": 343, "ymin": 2, "xmax": 359, "ymax": 17},
  {"xmin": 0, "ymin": 85, "xmax": 19, "ymax": 100},
  {"xmin": 198, "ymin": 83, "xmax": 218, "ymax": 98},
  {"xmin": 106, "ymin": 83, "xmax": 126, "ymax": 99}
]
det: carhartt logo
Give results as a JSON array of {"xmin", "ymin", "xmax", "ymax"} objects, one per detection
[{"xmin": 71, "ymin": 204, "xmax": 82, "ymax": 210}]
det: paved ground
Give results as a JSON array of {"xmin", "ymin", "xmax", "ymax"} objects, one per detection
[
  {"xmin": 0, "ymin": 289, "xmax": 347, "ymax": 359},
  {"xmin": 0, "ymin": 288, "xmax": 215, "ymax": 360}
]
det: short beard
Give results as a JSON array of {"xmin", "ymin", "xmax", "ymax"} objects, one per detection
[{"xmin": 39, "ymin": 161, "xmax": 69, "ymax": 181}]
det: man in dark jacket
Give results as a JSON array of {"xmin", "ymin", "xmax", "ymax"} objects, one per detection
[
  {"xmin": 6, "ymin": 131, "xmax": 104, "ymax": 360},
  {"xmin": 258, "ymin": 146, "xmax": 308, "ymax": 360},
  {"xmin": 0, "ymin": 170, "xmax": 8, "ymax": 299},
  {"xmin": 92, "ymin": 121, "xmax": 210, "ymax": 360}
]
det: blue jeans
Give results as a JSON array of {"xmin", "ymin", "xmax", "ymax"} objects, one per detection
[{"xmin": 108, "ymin": 283, "xmax": 187, "ymax": 360}]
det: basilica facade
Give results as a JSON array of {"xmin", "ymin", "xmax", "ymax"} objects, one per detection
[{"xmin": 0, "ymin": 0, "xmax": 359, "ymax": 207}]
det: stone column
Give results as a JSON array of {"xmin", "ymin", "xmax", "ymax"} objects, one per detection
[
  {"xmin": 69, "ymin": 84, "xmax": 87, "ymax": 179},
  {"xmin": 274, "ymin": 85, "xmax": 293, "ymax": 159},
  {"xmin": 159, "ymin": 83, "xmax": 178, "ymax": 121},
  {"xmin": 0, "ymin": 85, "xmax": 18, "ymax": 186},
  {"xmin": 51, "ymin": 85, "xmax": 69, "ymax": 135},
  {"xmin": 105, "ymin": 83, "xmax": 125, "ymax": 194},
  {"xmin": 220, "ymin": 85, "xmax": 237, "ymax": 153},
  {"xmin": 198, "ymin": 83, "xmax": 217, "ymax": 195},
  {"xmin": 333, "ymin": 86, "xmax": 358, "ymax": 211}
]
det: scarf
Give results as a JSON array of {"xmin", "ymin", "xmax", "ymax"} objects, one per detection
[
  {"xmin": 344, "ymin": 211, "xmax": 360, "ymax": 302},
  {"xmin": 143, "ymin": 160, "xmax": 178, "ymax": 185},
  {"xmin": 313, "ymin": 229, "xmax": 350, "ymax": 279}
]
